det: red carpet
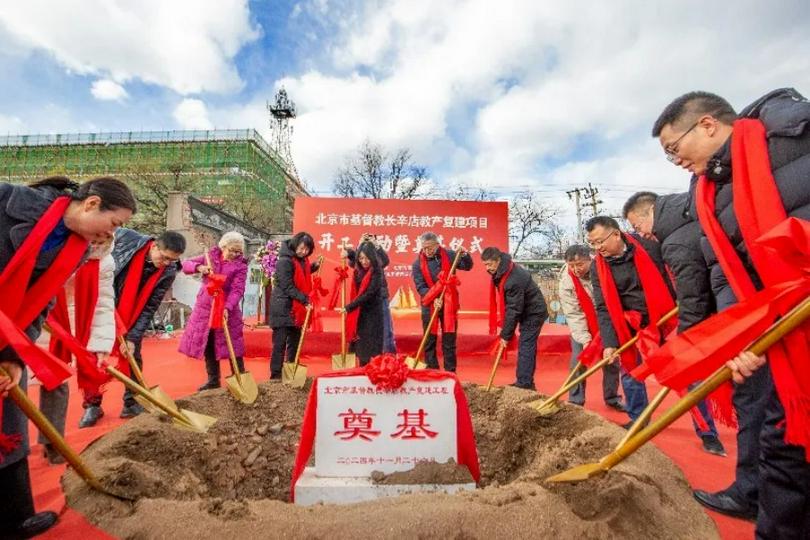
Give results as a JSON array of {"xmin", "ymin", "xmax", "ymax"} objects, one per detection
[{"xmin": 26, "ymin": 335, "xmax": 753, "ymax": 539}]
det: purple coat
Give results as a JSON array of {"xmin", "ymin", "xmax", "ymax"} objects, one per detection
[{"xmin": 178, "ymin": 247, "xmax": 247, "ymax": 360}]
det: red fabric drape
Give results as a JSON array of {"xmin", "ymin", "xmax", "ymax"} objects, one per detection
[
  {"xmin": 290, "ymin": 364, "xmax": 480, "ymax": 501},
  {"xmin": 594, "ymin": 234, "xmax": 676, "ymax": 374},
  {"xmin": 345, "ymin": 267, "xmax": 374, "ymax": 342},
  {"xmin": 291, "ymin": 257, "xmax": 312, "ymax": 327},
  {"xmin": 420, "ymin": 248, "xmax": 460, "ymax": 334},
  {"xmin": 328, "ymin": 265, "xmax": 350, "ymax": 310},
  {"xmin": 569, "ymin": 269, "xmax": 604, "ymax": 367},
  {"xmin": 308, "ymin": 275, "xmax": 329, "ymax": 333}
]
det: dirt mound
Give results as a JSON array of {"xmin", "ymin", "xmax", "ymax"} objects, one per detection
[{"xmin": 64, "ymin": 382, "xmax": 718, "ymax": 539}]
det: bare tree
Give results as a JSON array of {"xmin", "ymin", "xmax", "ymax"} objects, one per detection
[
  {"xmin": 508, "ymin": 192, "xmax": 560, "ymax": 257},
  {"xmin": 122, "ymin": 163, "xmax": 198, "ymax": 236},
  {"xmin": 333, "ymin": 139, "xmax": 430, "ymax": 199},
  {"xmin": 444, "ymin": 182, "xmax": 496, "ymax": 201}
]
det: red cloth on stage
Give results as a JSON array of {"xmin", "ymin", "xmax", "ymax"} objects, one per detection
[
  {"xmin": 0, "ymin": 196, "xmax": 88, "ymax": 461},
  {"xmin": 594, "ymin": 234, "xmax": 676, "ymax": 374},
  {"xmin": 420, "ymin": 248, "xmax": 460, "ymax": 335},
  {"xmin": 345, "ymin": 266, "xmax": 374, "ymax": 342},
  {"xmin": 308, "ymin": 274, "xmax": 329, "ymax": 333},
  {"xmin": 569, "ymin": 268, "xmax": 603, "ymax": 367},
  {"xmin": 290, "ymin": 356, "xmax": 480, "ymax": 501},
  {"xmin": 291, "ymin": 257, "xmax": 312, "ymax": 327}
]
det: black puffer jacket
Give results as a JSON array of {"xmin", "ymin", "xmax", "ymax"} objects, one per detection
[
  {"xmin": 112, "ymin": 228, "xmax": 180, "ymax": 342},
  {"xmin": 591, "ymin": 234, "xmax": 675, "ymax": 349},
  {"xmin": 269, "ymin": 240, "xmax": 319, "ymax": 328},
  {"xmin": 491, "ymin": 254, "xmax": 548, "ymax": 341},
  {"xmin": 689, "ymin": 87, "xmax": 810, "ymax": 310},
  {"xmin": 0, "ymin": 183, "xmax": 89, "ymax": 468},
  {"xmin": 652, "ymin": 193, "xmax": 715, "ymax": 332}
]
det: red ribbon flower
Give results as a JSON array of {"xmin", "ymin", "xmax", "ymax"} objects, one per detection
[
  {"xmin": 206, "ymin": 273, "xmax": 227, "ymax": 330},
  {"xmin": 364, "ymin": 353, "xmax": 410, "ymax": 390}
]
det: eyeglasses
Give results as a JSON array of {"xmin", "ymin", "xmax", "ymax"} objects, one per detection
[
  {"xmin": 588, "ymin": 229, "xmax": 617, "ymax": 249},
  {"xmin": 664, "ymin": 121, "xmax": 698, "ymax": 162}
]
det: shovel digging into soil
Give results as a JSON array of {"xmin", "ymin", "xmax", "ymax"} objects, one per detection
[
  {"xmin": 546, "ymin": 295, "xmax": 810, "ymax": 484},
  {"xmin": 530, "ymin": 306, "xmax": 679, "ymax": 416},
  {"xmin": 405, "ymin": 249, "xmax": 465, "ymax": 370},
  {"xmin": 483, "ymin": 341, "xmax": 506, "ymax": 391},
  {"xmin": 223, "ymin": 311, "xmax": 258, "ymax": 404},
  {"xmin": 117, "ymin": 335, "xmax": 177, "ymax": 416},
  {"xmin": 283, "ymin": 306, "xmax": 311, "ymax": 389},
  {"xmin": 0, "ymin": 364, "xmax": 135, "ymax": 501}
]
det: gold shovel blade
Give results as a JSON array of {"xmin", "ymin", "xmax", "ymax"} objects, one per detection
[
  {"xmin": 133, "ymin": 385, "xmax": 178, "ymax": 415},
  {"xmin": 404, "ymin": 356, "xmax": 427, "ymax": 370},
  {"xmin": 225, "ymin": 372, "xmax": 259, "ymax": 404},
  {"xmin": 176, "ymin": 408, "xmax": 218, "ymax": 433},
  {"xmin": 528, "ymin": 399, "xmax": 561, "ymax": 417},
  {"xmin": 331, "ymin": 353, "xmax": 356, "ymax": 370},
  {"xmin": 545, "ymin": 461, "xmax": 609, "ymax": 483},
  {"xmin": 282, "ymin": 362, "xmax": 308, "ymax": 389}
]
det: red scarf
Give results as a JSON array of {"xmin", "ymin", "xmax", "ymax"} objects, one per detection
[
  {"xmin": 694, "ymin": 119, "xmax": 810, "ymax": 453},
  {"xmin": 488, "ymin": 261, "xmax": 514, "ymax": 335},
  {"xmin": 308, "ymin": 274, "xmax": 330, "ymax": 333},
  {"xmin": 345, "ymin": 267, "xmax": 374, "ymax": 341},
  {"xmin": 0, "ymin": 196, "xmax": 88, "ymax": 460},
  {"xmin": 594, "ymin": 234, "xmax": 676, "ymax": 374},
  {"xmin": 291, "ymin": 256, "xmax": 312, "ymax": 327},
  {"xmin": 420, "ymin": 248, "xmax": 460, "ymax": 334},
  {"xmin": 569, "ymin": 268, "xmax": 604, "ymax": 368}
]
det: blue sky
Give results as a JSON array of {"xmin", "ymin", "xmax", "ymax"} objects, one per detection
[{"xmin": 1, "ymin": 0, "xmax": 809, "ymax": 216}]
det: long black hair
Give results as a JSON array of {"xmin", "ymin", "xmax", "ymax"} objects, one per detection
[
  {"xmin": 355, "ymin": 241, "xmax": 381, "ymax": 276},
  {"xmin": 29, "ymin": 176, "xmax": 137, "ymax": 213},
  {"xmin": 289, "ymin": 231, "xmax": 315, "ymax": 258}
]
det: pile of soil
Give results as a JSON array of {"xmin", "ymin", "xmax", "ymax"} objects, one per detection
[
  {"xmin": 371, "ymin": 458, "xmax": 474, "ymax": 485},
  {"xmin": 64, "ymin": 383, "xmax": 718, "ymax": 539}
]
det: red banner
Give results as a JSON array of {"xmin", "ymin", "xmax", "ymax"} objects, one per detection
[{"xmin": 293, "ymin": 197, "xmax": 509, "ymax": 312}]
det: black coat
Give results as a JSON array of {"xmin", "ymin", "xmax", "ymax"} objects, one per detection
[
  {"xmin": 347, "ymin": 245, "xmax": 390, "ymax": 297},
  {"xmin": 269, "ymin": 240, "xmax": 319, "ymax": 328},
  {"xmin": 412, "ymin": 247, "xmax": 473, "ymax": 315},
  {"xmin": 0, "ymin": 183, "xmax": 89, "ymax": 468},
  {"xmin": 652, "ymin": 193, "xmax": 715, "ymax": 332},
  {"xmin": 491, "ymin": 254, "xmax": 548, "ymax": 340},
  {"xmin": 689, "ymin": 88, "xmax": 810, "ymax": 311},
  {"xmin": 346, "ymin": 265, "xmax": 383, "ymax": 364},
  {"xmin": 591, "ymin": 234, "xmax": 674, "ymax": 349},
  {"xmin": 112, "ymin": 228, "xmax": 180, "ymax": 343}
]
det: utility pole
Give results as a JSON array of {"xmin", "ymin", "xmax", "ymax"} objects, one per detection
[
  {"xmin": 566, "ymin": 187, "xmax": 584, "ymax": 242},
  {"xmin": 583, "ymin": 182, "xmax": 602, "ymax": 216}
]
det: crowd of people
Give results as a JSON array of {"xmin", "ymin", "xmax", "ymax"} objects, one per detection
[{"xmin": 0, "ymin": 86, "xmax": 808, "ymax": 539}]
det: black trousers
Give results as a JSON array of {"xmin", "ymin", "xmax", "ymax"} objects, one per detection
[
  {"xmin": 0, "ymin": 457, "xmax": 36, "ymax": 534},
  {"xmin": 203, "ymin": 330, "xmax": 244, "ymax": 382},
  {"xmin": 270, "ymin": 326, "xmax": 301, "ymax": 377},
  {"xmin": 755, "ymin": 375, "xmax": 810, "ymax": 540},
  {"xmin": 514, "ymin": 318, "xmax": 543, "ymax": 387},
  {"xmin": 726, "ymin": 365, "xmax": 771, "ymax": 507},
  {"xmin": 422, "ymin": 308, "xmax": 457, "ymax": 372},
  {"xmin": 122, "ymin": 339, "xmax": 144, "ymax": 408}
]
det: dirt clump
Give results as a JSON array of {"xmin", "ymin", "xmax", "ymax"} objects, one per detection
[
  {"xmin": 64, "ymin": 382, "xmax": 719, "ymax": 539},
  {"xmin": 372, "ymin": 458, "xmax": 474, "ymax": 485}
]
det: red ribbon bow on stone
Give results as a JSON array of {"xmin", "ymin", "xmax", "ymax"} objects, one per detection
[{"xmin": 364, "ymin": 353, "xmax": 411, "ymax": 390}]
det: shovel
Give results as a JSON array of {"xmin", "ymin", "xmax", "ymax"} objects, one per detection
[
  {"xmin": 545, "ymin": 294, "xmax": 810, "ymax": 484},
  {"xmin": 117, "ymin": 335, "xmax": 177, "ymax": 416},
  {"xmin": 222, "ymin": 311, "xmax": 259, "ymax": 404},
  {"xmin": 530, "ymin": 306, "xmax": 679, "ymax": 416},
  {"xmin": 0, "ymin": 364, "xmax": 135, "ymax": 501},
  {"xmin": 283, "ymin": 306, "xmax": 311, "ymax": 389},
  {"xmin": 483, "ymin": 341, "xmax": 507, "ymax": 391},
  {"xmin": 105, "ymin": 364, "xmax": 217, "ymax": 433},
  {"xmin": 405, "ymin": 248, "xmax": 465, "ymax": 370},
  {"xmin": 613, "ymin": 387, "xmax": 670, "ymax": 451},
  {"xmin": 332, "ymin": 255, "xmax": 356, "ymax": 370}
]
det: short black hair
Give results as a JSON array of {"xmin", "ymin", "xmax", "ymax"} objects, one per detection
[
  {"xmin": 652, "ymin": 91, "xmax": 737, "ymax": 136},
  {"xmin": 564, "ymin": 244, "xmax": 591, "ymax": 261},
  {"xmin": 157, "ymin": 231, "xmax": 186, "ymax": 253},
  {"xmin": 480, "ymin": 247, "xmax": 502, "ymax": 261},
  {"xmin": 290, "ymin": 231, "xmax": 315, "ymax": 256},
  {"xmin": 622, "ymin": 191, "xmax": 658, "ymax": 219},
  {"xmin": 584, "ymin": 216, "xmax": 620, "ymax": 233}
]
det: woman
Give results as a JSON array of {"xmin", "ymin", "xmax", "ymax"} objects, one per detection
[
  {"xmin": 178, "ymin": 232, "xmax": 248, "ymax": 390},
  {"xmin": 0, "ymin": 176, "xmax": 136, "ymax": 539},
  {"xmin": 340, "ymin": 241, "xmax": 383, "ymax": 366},
  {"xmin": 269, "ymin": 232, "xmax": 317, "ymax": 378}
]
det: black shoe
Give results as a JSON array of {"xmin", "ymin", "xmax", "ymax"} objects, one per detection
[
  {"xmin": 509, "ymin": 382, "xmax": 537, "ymax": 391},
  {"xmin": 606, "ymin": 401, "xmax": 626, "ymax": 412},
  {"xmin": 621, "ymin": 418, "xmax": 649, "ymax": 430},
  {"xmin": 700, "ymin": 435, "xmax": 727, "ymax": 457},
  {"xmin": 79, "ymin": 405, "xmax": 104, "ymax": 428},
  {"xmin": 120, "ymin": 403, "xmax": 145, "ymax": 419},
  {"xmin": 43, "ymin": 444, "xmax": 66, "ymax": 465},
  {"xmin": 693, "ymin": 489, "xmax": 757, "ymax": 521},
  {"xmin": 197, "ymin": 380, "xmax": 221, "ymax": 391},
  {"xmin": 16, "ymin": 511, "xmax": 58, "ymax": 538}
]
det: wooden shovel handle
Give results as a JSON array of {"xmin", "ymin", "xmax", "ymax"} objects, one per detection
[
  {"xmin": 222, "ymin": 311, "xmax": 242, "ymax": 385},
  {"xmin": 485, "ymin": 341, "xmax": 507, "ymax": 391}
]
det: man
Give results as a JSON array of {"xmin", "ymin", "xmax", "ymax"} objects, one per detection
[
  {"xmin": 557, "ymin": 244, "xmax": 624, "ymax": 411},
  {"xmin": 411, "ymin": 232, "xmax": 473, "ymax": 372},
  {"xmin": 481, "ymin": 247, "xmax": 548, "ymax": 390},
  {"xmin": 80, "ymin": 229, "xmax": 184, "ymax": 424},
  {"xmin": 624, "ymin": 191, "xmax": 725, "ymax": 456},
  {"xmin": 653, "ymin": 89, "xmax": 810, "ymax": 535},
  {"xmin": 586, "ymin": 216, "xmax": 676, "ymax": 428}
]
